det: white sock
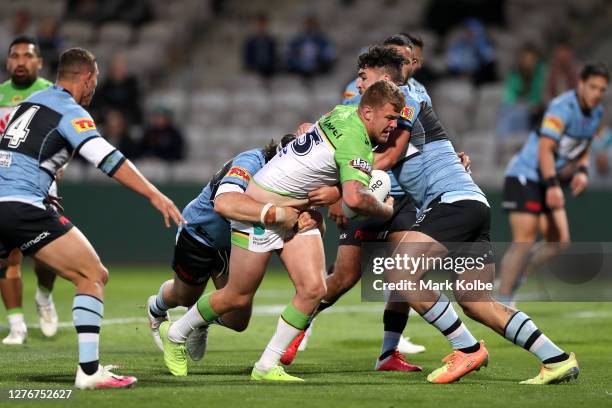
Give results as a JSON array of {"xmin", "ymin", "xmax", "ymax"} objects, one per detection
[
  {"xmin": 255, "ymin": 317, "xmax": 301, "ymax": 372},
  {"xmin": 35, "ymin": 288, "xmax": 52, "ymax": 306},
  {"xmin": 8, "ymin": 313, "xmax": 25, "ymax": 329},
  {"xmin": 167, "ymin": 306, "xmax": 207, "ymax": 343}
]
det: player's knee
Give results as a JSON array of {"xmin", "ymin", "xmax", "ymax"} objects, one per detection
[
  {"xmin": 89, "ymin": 262, "xmax": 109, "ymax": 286},
  {"xmin": 232, "ymin": 293, "xmax": 253, "ymax": 311},
  {"xmin": 296, "ymin": 278, "xmax": 327, "ymax": 302}
]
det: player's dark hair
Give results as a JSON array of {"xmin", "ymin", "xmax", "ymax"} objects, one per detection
[
  {"xmin": 359, "ymin": 80, "xmax": 405, "ymax": 113},
  {"xmin": 57, "ymin": 48, "xmax": 97, "ymax": 80},
  {"xmin": 8, "ymin": 35, "xmax": 41, "ymax": 57},
  {"xmin": 262, "ymin": 134, "xmax": 295, "ymax": 162},
  {"xmin": 358, "ymin": 46, "xmax": 405, "ymax": 84},
  {"xmin": 580, "ymin": 62, "xmax": 609, "ymax": 82},
  {"xmin": 383, "ymin": 33, "xmax": 413, "ymax": 48}
]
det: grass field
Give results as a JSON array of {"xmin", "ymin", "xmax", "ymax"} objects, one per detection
[{"xmin": 1, "ymin": 266, "xmax": 611, "ymax": 407}]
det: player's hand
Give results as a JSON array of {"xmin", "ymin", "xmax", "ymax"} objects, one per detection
[
  {"xmin": 296, "ymin": 122, "xmax": 313, "ymax": 135},
  {"xmin": 545, "ymin": 186, "xmax": 564, "ymax": 210},
  {"xmin": 150, "ymin": 192, "xmax": 185, "ymax": 228},
  {"xmin": 328, "ymin": 199, "xmax": 349, "ymax": 229},
  {"xmin": 308, "ymin": 186, "xmax": 342, "ymax": 207},
  {"xmin": 381, "ymin": 196, "xmax": 395, "ymax": 220},
  {"xmin": 274, "ymin": 206, "xmax": 300, "ymax": 231},
  {"xmin": 296, "ymin": 209, "xmax": 324, "ymax": 234},
  {"xmin": 570, "ymin": 172, "xmax": 588, "ymax": 197},
  {"xmin": 457, "ymin": 151, "xmax": 471, "ymax": 173},
  {"xmin": 45, "ymin": 195, "xmax": 64, "ymax": 213}
]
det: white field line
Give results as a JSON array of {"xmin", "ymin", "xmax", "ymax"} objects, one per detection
[
  {"xmin": 26, "ymin": 304, "xmax": 385, "ymax": 330},
  {"xmin": 21, "ymin": 304, "xmax": 612, "ymax": 331}
]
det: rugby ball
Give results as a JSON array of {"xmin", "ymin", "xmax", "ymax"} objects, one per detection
[{"xmin": 342, "ymin": 169, "xmax": 391, "ymax": 219}]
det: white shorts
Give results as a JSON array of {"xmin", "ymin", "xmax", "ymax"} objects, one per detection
[{"xmin": 230, "ymin": 221, "xmax": 320, "ymax": 253}]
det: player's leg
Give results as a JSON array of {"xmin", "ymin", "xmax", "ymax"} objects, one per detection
[
  {"xmin": 252, "ymin": 231, "xmax": 325, "ymax": 381},
  {"xmin": 497, "ymin": 212, "xmax": 539, "ymax": 304},
  {"xmin": 33, "ymin": 260, "xmax": 59, "ymax": 337},
  {"xmin": 280, "ymin": 242, "xmax": 362, "ymax": 366},
  {"xmin": 389, "ymin": 200, "xmax": 491, "ymax": 383},
  {"xmin": 32, "ymin": 227, "xmax": 137, "ymax": 389},
  {"xmin": 161, "ymin": 243, "xmax": 271, "ymax": 376},
  {"xmin": 498, "ymin": 177, "xmax": 546, "ymax": 305},
  {"xmin": 456, "ymin": 262, "xmax": 578, "ymax": 384},
  {"xmin": 1, "ymin": 249, "xmax": 27, "ymax": 345},
  {"xmin": 375, "ymin": 231, "xmax": 424, "ymax": 372},
  {"xmin": 147, "ymin": 230, "xmax": 212, "ymax": 351}
]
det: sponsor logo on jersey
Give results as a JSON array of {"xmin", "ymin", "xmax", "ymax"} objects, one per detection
[
  {"xmin": 71, "ymin": 118, "xmax": 97, "ymax": 133},
  {"xmin": 542, "ymin": 116, "xmax": 564, "ymax": 134},
  {"xmin": 11, "ymin": 95, "xmax": 24, "ymax": 105},
  {"xmin": 0, "ymin": 151, "xmax": 12, "ymax": 167},
  {"xmin": 401, "ymin": 105, "xmax": 415, "ymax": 122},
  {"xmin": 349, "ymin": 158, "xmax": 372, "ymax": 176},
  {"xmin": 226, "ymin": 166, "xmax": 250, "ymax": 182},
  {"xmin": 343, "ymin": 90, "xmax": 356, "ymax": 100}
]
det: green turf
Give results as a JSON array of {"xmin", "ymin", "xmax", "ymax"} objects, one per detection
[{"xmin": 1, "ymin": 266, "xmax": 611, "ymax": 407}]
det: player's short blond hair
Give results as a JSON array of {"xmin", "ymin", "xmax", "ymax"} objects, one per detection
[{"xmin": 359, "ymin": 80, "xmax": 405, "ymax": 113}]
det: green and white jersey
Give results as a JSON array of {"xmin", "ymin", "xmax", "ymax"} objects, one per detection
[
  {"xmin": 0, "ymin": 77, "xmax": 53, "ymax": 133},
  {"xmin": 254, "ymin": 105, "xmax": 374, "ymax": 198}
]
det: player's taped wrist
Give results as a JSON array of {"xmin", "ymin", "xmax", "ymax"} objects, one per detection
[{"xmin": 260, "ymin": 203, "xmax": 286, "ymax": 225}]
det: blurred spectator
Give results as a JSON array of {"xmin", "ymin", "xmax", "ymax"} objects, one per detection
[
  {"xmin": 545, "ymin": 40, "xmax": 579, "ymax": 102},
  {"xmin": 446, "ymin": 18, "xmax": 497, "ymax": 85},
  {"xmin": 496, "ymin": 44, "xmax": 546, "ymax": 160},
  {"xmin": 286, "ymin": 15, "xmax": 335, "ymax": 79},
  {"xmin": 36, "ymin": 18, "xmax": 65, "ymax": 77},
  {"xmin": 140, "ymin": 107, "xmax": 185, "ymax": 162},
  {"xmin": 103, "ymin": 110, "xmax": 140, "ymax": 160},
  {"xmin": 243, "ymin": 15, "xmax": 278, "ymax": 79},
  {"xmin": 91, "ymin": 53, "xmax": 143, "ymax": 125}
]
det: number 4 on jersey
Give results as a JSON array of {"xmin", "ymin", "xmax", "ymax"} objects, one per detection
[{"xmin": 4, "ymin": 105, "xmax": 40, "ymax": 148}]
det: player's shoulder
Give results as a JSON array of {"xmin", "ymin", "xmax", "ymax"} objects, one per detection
[
  {"xmin": 234, "ymin": 148, "xmax": 265, "ymax": 165},
  {"xmin": 27, "ymin": 86, "xmax": 78, "ymax": 113},
  {"xmin": 549, "ymin": 90, "xmax": 577, "ymax": 114},
  {"xmin": 36, "ymin": 77, "xmax": 54, "ymax": 89}
]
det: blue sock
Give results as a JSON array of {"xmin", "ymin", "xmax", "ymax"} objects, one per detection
[
  {"xmin": 421, "ymin": 294, "xmax": 479, "ymax": 352},
  {"xmin": 73, "ymin": 294, "xmax": 103, "ymax": 375},
  {"xmin": 504, "ymin": 311, "xmax": 567, "ymax": 363},
  {"xmin": 150, "ymin": 282, "xmax": 170, "ymax": 318}
]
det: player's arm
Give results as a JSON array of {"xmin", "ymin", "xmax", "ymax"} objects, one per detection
[
  {"xmin": 342, "ymin": 180, "xmax": 393, "ymax": 219},
  {"xmin": 538, "ymin": 112, "xmax": 567, "ymax": 209},
  {"xmin": 214, "ymin": 189, "xmax": 299, "ymax": 231},
  {"xmin": 59, "ymin": 109, "xmax": 183, "ymax": 227},
  {"xmin": 112, "ymin": 161, "xmax": 184, "ymax": 227},
  {"xmin": 373, "ymin": 128, "xmax": 410, "ymax": 170},
  {"xmin": 569, "ymin": 147, "xmax": 590, "ymax": 197}
]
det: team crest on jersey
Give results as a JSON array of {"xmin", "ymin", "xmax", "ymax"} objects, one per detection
[
  {"xmin": 401, "ymin": 106, "xmax": 415, "ymax": 122},
  {"xmin": 71, "ymin": 118, "xmax": 97, "ymax": 133},
  {"xmin": 349, "ymin": 158, "xmax": 372, "ymax": 176},
  {"xmin": 226, "ymin": 166, "xmax": 250, "ymax": 182},
  {"xmin": 11, "ymin": 95, "xmax": 24, "ymax": 105},
  {"xmin": 542, "ymin": 116, "xmax": 564, "ymax": 134}
]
